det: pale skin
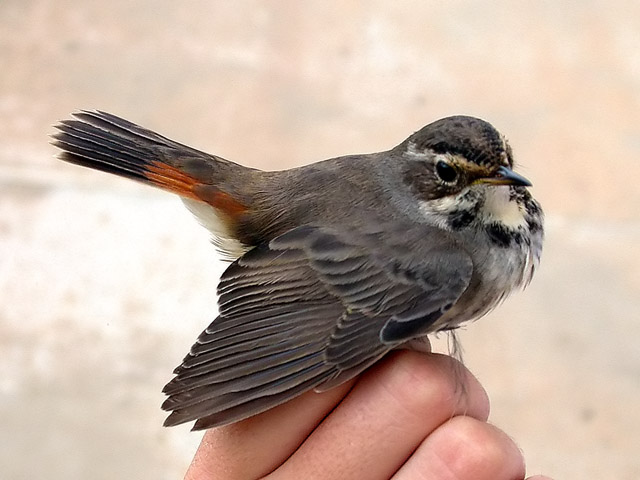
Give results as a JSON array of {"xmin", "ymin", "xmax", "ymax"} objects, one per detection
[{"xmin": 184, "ymin": 350, "xmax": 553, "ymax": 480}]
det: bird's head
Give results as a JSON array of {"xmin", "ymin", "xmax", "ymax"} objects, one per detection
[{"xmin": 395, "ymin": 115, "xmax": 538, "ymax": 234}]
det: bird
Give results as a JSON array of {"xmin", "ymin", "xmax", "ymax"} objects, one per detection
[{"xmin": 51, "ymin": 111, "xmax": 544, "ymax": 430}]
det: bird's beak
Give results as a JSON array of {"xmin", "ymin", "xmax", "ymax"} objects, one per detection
[{"xmin": 476, "ymin": 165, "xmax": 532, "ymax": 187}]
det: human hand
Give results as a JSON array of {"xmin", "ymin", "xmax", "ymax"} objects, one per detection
[{"xmin": 184, "ymin": 350, "xmax": 553, "ymax": 480}]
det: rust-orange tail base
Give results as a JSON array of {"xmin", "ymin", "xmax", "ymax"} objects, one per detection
[
  {"xmin": 52, "ymin": 110, "xmax": 248, "ymax": 217},
  {"xmin": 144, "ymin": 162, "xmax": 202, "ymax": 200}
]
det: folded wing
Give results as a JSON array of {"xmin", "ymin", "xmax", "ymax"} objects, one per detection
[{"xmin": 162, "ymin": 222, "xmax": 473, "ymax": 429}]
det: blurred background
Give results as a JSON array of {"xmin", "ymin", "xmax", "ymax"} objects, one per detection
[{"xmin": 1, "ymin": 1, "xmax": 639, "ymax": 479}]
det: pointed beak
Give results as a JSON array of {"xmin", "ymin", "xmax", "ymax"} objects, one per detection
[{"xmin": 477, "ymin": 165, "xmax": 532, "ymax": 187}]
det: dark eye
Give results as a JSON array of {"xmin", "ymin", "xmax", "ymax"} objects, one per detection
[{"xmin": 435, "ymin": 160, "xmax": 458, "ymax": 183}]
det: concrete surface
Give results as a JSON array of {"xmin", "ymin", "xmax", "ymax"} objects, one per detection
[{"xmin": 1, "ymin": 1, "xmax": 639, "ymax": 479}]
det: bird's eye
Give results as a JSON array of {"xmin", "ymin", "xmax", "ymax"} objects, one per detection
[{"xmin": 435, "ymin": 160, "xmax": 458, "ymax": 183}]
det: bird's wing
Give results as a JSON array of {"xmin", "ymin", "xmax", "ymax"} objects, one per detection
[{"xmin": 162, "ymin": 222, "xmax": 473, "ymax": 429}]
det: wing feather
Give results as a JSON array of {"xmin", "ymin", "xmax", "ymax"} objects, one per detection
[{"xmin": 162, "ymin": 222, "xmax": 473, "ymax": 429}]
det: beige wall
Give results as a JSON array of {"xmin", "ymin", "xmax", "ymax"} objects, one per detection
[{"xmin": 1, "ymin": 1, "xmax": 639, "ymax": 478}]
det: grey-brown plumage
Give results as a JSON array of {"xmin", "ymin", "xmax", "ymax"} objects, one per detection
[{"xmin": 52, "ymin": 111, "xmax": 544, "ymax": 430}]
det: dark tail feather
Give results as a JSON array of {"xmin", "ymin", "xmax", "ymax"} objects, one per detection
[{"xmin": 51, "ymin": 110, "xmax": 224, "ymax": 198}]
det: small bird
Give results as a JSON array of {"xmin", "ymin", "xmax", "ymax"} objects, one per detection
[{"xmin": 52, "ymin": 111, "xmax": 543, "ymax": 430}]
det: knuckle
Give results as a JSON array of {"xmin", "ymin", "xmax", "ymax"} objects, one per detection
[
  {"xmin": 438, "ymin": 417, "xmax": 523, "ymax": 477},
  {"xmin": 380, "ymin": 351, "xmax": 461, "ymax": 421}
]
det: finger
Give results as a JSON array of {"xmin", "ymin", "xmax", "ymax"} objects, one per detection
[
  {"xmin": 183, "ymin": 340, "xmax": 434, "ymax": 479},
  {"xmin": 184, "ymin": 380, "xmax": 355, "ymax": 480},
  {"xmin": 272, "ymin": 350, "xmax": 490, "ymax": 480},
  {"xmin": 392, "ymin": 416, "xmax": 525, "ymax": 480}
]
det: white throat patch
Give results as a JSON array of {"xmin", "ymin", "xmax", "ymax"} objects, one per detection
[{"xmin": 481, "ymin": 186, "xmax": 526, "ymax": 228}]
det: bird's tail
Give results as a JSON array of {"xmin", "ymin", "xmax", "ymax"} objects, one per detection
[
  {"xmin": 52, "ymin": 110, "xmax": 261, "ymax": 260},
  {"xmin": 51, "ymin": 110, "xmax": 249, "ymax": 206}
]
